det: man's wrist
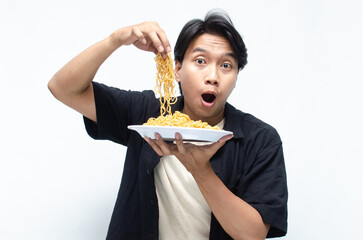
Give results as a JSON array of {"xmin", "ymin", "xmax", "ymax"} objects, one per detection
[
  {"xmin": 192, "ymin": 165, "xmax": 216, "ymax": 183},
  {"xmin": 108, "ymin": 29, "xmax": 126, "ymax": 49}
]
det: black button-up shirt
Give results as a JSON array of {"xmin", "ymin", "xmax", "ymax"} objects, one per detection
[{"xmin": 84, "ymin": 82, "xmax": 288, "ymax": 239}]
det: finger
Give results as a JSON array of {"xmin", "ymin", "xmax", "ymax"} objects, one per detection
[
  {"xmin": 203, "ymin": 134, "xmax": 233, "ymax": 154},
  {"xmin": 154, "ymin": 133, "xmax": 172, "ymax": 155},
  {"xmin": 218, "ymin": 134, "xmax": 233, "ymax": 143},
  {"xmin": 149, "ymin": 45, "xmax": 159, "ymax": 55},
  {"xmin": 175, "ymin": 132, "xmax": 186, "ymax": 154},
  {"xmin": 145, "ymin": 137, "xmax": 164, "ymax": 156},
  {"xmin": 156, "ymin": 28, "xmax": 171, "ymax": 53},
  {"xmin": 132, "ymin": 26, "xmax": 147, "ymax": 45},
  {"xmin": 148, "ymin": 21, "xmax": 171, "ymax": 52},
  {"xmin": 161, "ymin": 51, "xmax": 168, "ymax": 60},
  {"xmin": 144, "ymin": 30, "xmax": 162, "ymax": 53},
  {"xmin": 133, "ymin": 37, "xmax": 158, "ymax": 54}
]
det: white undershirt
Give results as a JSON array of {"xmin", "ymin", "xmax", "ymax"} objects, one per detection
[{"xmin": 154, "ymin": 120, "xmax": 225, "ymax": 240}]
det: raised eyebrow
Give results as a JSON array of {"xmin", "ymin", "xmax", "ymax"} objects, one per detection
[
  {"xmin": 192, "ymin": 47, "xmax": 207, "ymax": 53},
  {"xmin": 192, "ymin": 47, "xmax": 236, "ymax": 59}
]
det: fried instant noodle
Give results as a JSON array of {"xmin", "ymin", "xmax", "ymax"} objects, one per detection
[
  {"xmin": 144, "ymin": 111, "xmax": 220, "ymax": 130},
  {"xmin": 143, "ymin": 53, "xmax": 219, "ymax": 130}
]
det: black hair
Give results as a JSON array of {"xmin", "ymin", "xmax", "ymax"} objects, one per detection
[
  {"xmin": 174, "ymin": 10, "xmax": 248, "ymax": 94},
  {"xmin": 174, "ymin": 10, "xmax": 247, "ymax": 70}
]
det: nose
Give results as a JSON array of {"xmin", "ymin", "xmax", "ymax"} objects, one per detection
[
  {"xmin": 205, "ymin": 65, "xmax": 219, "ymax": 86},
  {"xmin": 206, "ymin": 79, "xmax": 218, "ymax": 85}
]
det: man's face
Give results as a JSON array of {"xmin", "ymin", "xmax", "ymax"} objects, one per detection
[{"xmin": 175, "ymin": 33, "xmax": 238, "ymax": 126}]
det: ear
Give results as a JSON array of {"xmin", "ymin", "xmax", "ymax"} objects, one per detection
[{"xmin": 174, "ymin": 60, "xmax": 182, "ymax": 83}]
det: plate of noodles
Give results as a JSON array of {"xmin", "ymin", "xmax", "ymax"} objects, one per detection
[{"xmin": 128, "ymin": 125, "xmax": 233, "ymax": 142}]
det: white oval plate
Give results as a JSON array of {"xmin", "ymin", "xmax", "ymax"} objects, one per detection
[{"xmin": 128, "ymin": 125, "xmax": 233, "ymax": 142}]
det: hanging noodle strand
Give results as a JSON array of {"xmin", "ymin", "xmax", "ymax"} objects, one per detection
[{"xmin": 154, "ymin": 52, "xmax": 177, "ymax": 116}]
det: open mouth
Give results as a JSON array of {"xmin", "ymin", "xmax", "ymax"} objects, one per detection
[{"xmin": 202, "ymin": 93, "xmax": 216, "ymax": 103}]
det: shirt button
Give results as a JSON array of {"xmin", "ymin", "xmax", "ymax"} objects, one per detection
[
  {"xmin": 150, "ymin": 199, "xmax": 155, "ymax": 206},
  {"xmin": 146, "ymin": 169, "xmax": 150, "ymax": 175}
]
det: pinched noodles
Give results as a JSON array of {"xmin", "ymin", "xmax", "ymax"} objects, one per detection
[
  {"xmin": 154, "ymin": 53, "xmax": 177, "ymax": 116},
  {"xmin": 143, "ymin": 53, "xmax": 220, "ymax": 130}
]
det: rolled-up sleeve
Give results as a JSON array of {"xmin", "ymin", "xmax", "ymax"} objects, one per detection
[{"xmin": 83, "ymin": 81, "xmax": 158, "ymax": 146}]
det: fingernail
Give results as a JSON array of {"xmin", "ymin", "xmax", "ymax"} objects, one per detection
[
  {"xmin": 166, "ymin": 46, "xmax": 171, "ymax": 52},
  {"xmin": 158, "ymin": 45, "xmax": 164, "ymax": 52},
  {"xmin": 155, "ymin": 134, "xmax": 160, "ymax": 140}
]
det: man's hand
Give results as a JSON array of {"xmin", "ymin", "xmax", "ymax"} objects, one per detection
[
  {"xmin": 112, "ymin": 21, "xmax": 171, "ymax": 58},
  {"xmin": 145, "ymin": 133, "xmax": 233, "ymax": 176}
]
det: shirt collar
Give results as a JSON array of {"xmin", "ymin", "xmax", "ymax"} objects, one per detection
[
  {"xmin": 223, "ymin": 103, "xmax": 244, "ymax": 139},
  {"xmin": 171, "ymin": 96, "xmax": 244, "ymax": 140}
]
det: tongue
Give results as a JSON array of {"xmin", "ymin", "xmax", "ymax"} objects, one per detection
[{"xmin": 202, "ymin": 94, "xmax": 216, "ymax": 103}]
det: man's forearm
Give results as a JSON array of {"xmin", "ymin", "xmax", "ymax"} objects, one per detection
[
  {"xmin": 48, "ymin": 33, "xmax": 121, "ymax": 99},
  {"xmin": 193, "ymin": 167, "xmax": 270, "ymax": 240}
]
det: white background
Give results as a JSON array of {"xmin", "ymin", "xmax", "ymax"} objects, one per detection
[{"xmin": 1, "ymin": 0, "xmax": 362, "ymax": 239}]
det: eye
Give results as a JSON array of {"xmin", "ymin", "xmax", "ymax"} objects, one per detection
[
  {"xmin": 195, "ymin": 58, "xmax": 206, "ymax": 64},
  {"xmin": 221, "ymin": 63, "xmax": 232, "ymax": 69}
]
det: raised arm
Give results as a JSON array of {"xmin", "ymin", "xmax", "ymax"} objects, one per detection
[{"xmin": 48, "ymin": 21, "xmax": 171, "ymax": 122}]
